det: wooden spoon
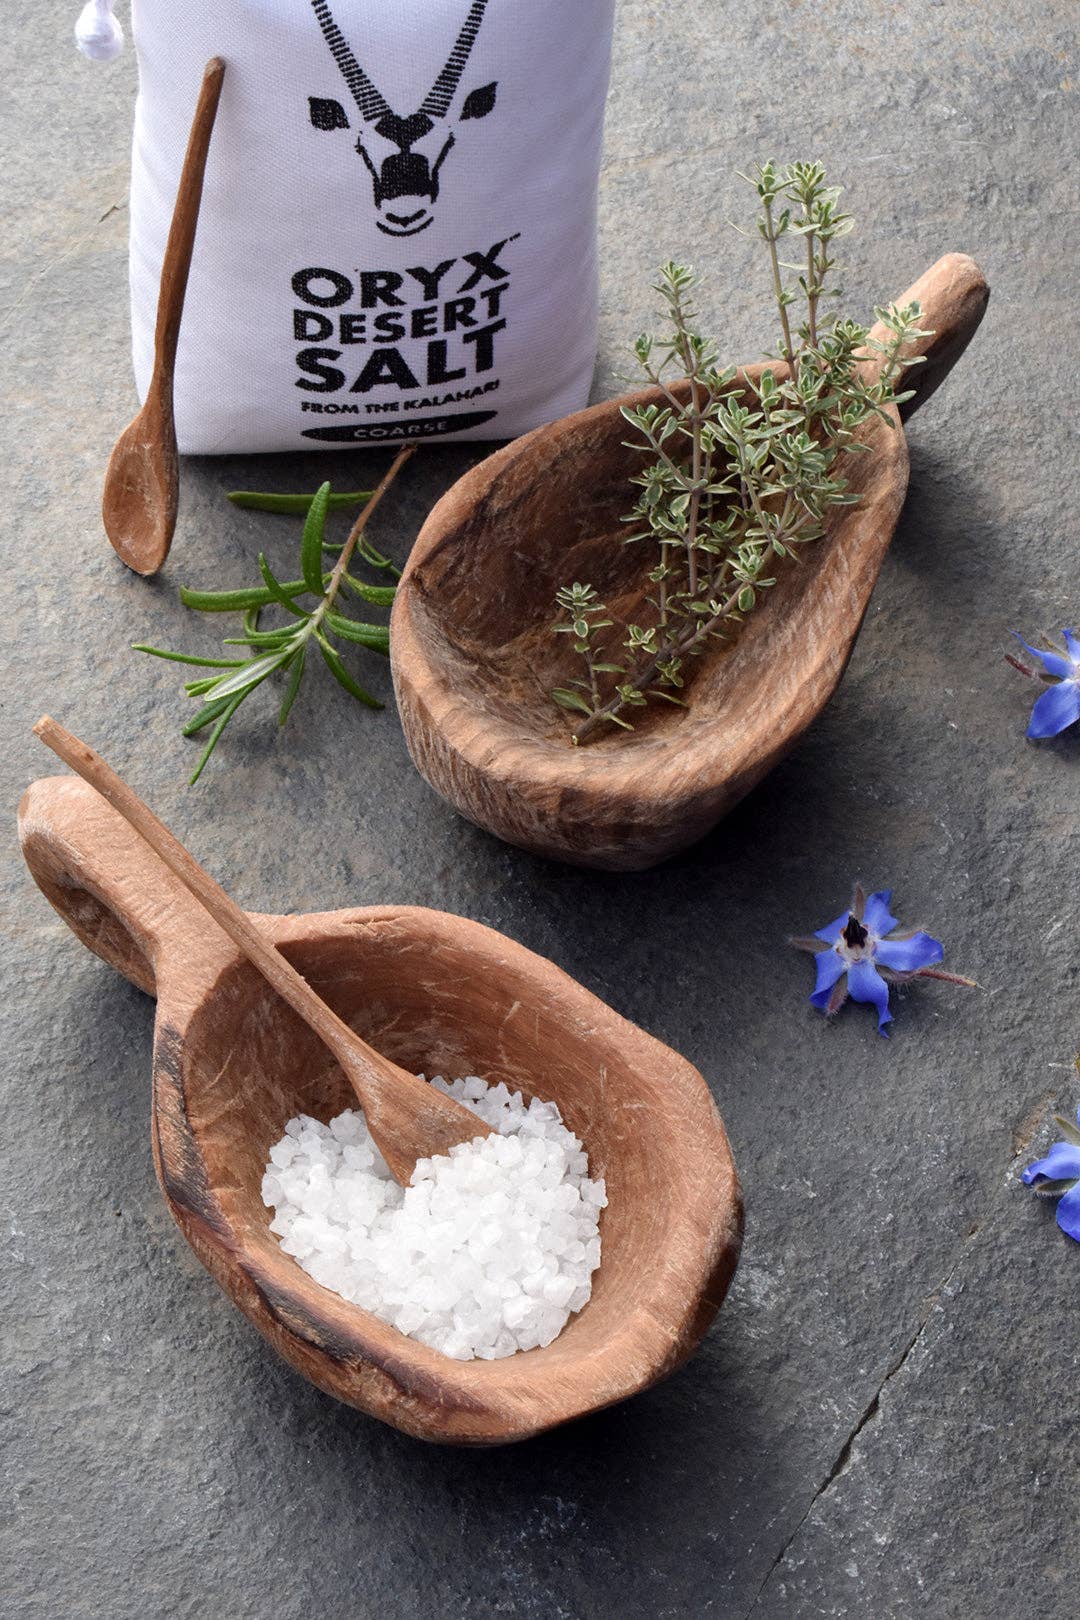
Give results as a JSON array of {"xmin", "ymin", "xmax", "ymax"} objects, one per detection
[
  {"xmin": 18, "ymin": 772, "xmax": 741, "ymax": 1443},
  {"xmin": 32, "ymin": 717, "xmax": 489, "ymax": 1185},
  {"xmin": 391, "ymin": 252, "xmax": 989, "ymax": 870},
  {"xmin": 102, "ymin": 58, "xmax": 225, "ymax": 576}
]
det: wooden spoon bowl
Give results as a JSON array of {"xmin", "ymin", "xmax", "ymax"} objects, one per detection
[
  {"xmin": 18, "ymin": 776, "xmax": 742, "ymax": 1445},
  {"xmin": 392, "ymin": 254, "xmax": 989, "ymax": 870}
]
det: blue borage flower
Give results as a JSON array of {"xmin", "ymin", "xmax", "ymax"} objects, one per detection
[
  {"xmin": 792, "ymin": 884, "xmax": 975, "ymax": 1036},
  {"xmin": 1007, "ymin": 629, "xmax": 1080, "ymax": 738},
  {"xmin": 1022, "ymin": 1106, "xmax": 1080, "ymax": 1243}
]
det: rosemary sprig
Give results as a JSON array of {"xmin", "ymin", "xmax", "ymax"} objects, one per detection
[
  {"xmin": 135, "ymin": 447, "xmax": 413, "ymax": 782},
  {"xmin": 551, "ymin": 161, "xmax": 931, "ymax": 744}
]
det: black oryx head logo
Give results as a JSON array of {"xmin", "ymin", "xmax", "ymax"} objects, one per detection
[{"xmin": 309, "ymin": 0, "xmax": 497, "ymax": 238}]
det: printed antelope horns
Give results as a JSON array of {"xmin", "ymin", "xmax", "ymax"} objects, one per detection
[
  {"xmin": 310, "ymin": 0, "xmax": 392, "ymax": 123},
  {"xmin": 420, "ymin": 0, "xmax": 491, "ymax": 120}
]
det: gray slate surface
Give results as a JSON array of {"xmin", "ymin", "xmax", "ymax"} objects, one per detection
[{"xmin": 3, "ymin": 2, "xmax": 1078, "ymax": 1616}]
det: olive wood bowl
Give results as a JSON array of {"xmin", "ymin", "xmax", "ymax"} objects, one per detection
[
  {"xmin": 18, "ymin": 775, "xmax": 742, "ymax": 1445},
  {"xmin": 391, "ymin": 253, "xmax": 989, "ymax": 870}
]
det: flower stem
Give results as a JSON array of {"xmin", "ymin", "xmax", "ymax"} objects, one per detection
[
  {"xmin": 308, "ymin": 446, "xmax": 414, "ymax": 634},
  {"xmin": 763, "ymin": 197, "xmax": 795, "ymax": 366},
  {"xmin": 806, "ymin": 229, "xmax": 818, "ymax": 347}
]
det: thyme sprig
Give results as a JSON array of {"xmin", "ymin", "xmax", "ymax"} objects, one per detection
[
  {"xmin": 135, "ymin": 447, "xmax": 412, "ymax": 782},
  {"xmin": 551, "ymin": 162, "xmax": 931, "ymax": 743}
]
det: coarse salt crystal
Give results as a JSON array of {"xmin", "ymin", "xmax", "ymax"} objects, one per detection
[{"xmin": 262, "ymin": 1076, "xmax": 604, "ymax": 1361}]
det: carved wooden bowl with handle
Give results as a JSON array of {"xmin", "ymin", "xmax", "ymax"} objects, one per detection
[
  {"xmin": 391, "ymin": 253, "xmax": 989, "ymax": 871},
  {"xmin": 18, "ymin": 775, "xmax": 742, "ymax": 1445}
]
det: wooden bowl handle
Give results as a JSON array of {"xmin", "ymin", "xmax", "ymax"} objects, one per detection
[
  {"xmin": 864, "ymin": 251, "xmax": 989, "ymax": 422},
  {"xmin": 18, "ymin": 775, "xmax": 211, "ymax": 997}
]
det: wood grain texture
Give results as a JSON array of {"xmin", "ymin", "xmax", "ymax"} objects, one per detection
[
  {"xmin": 391, "ymin": 253, "xmax": 989, "ymax": 870},
  {"xmin": 102, "ymin": 57, "xmax": 225, "ymax": 576},
  {"xmin": 18, "ymin": 775, "xmax": 743, "ymax": 1445}
]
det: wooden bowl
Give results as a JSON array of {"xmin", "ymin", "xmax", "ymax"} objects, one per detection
[
  {"xmin": 18, "ymin": 775, "xmax": 742, "ymax": 1445},
  {"xmin": 392, "ymin": 254, "xmax": 989, "ymax": 870}
]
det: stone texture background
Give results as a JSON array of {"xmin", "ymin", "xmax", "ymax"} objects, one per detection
[{"xmin": 3, "ymin": 2, "xmax": 1077, "ymax": 1616}]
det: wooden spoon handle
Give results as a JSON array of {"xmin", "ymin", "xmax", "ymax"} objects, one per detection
[
  {"xmin": 27, "ymin": 719, "xmax": 488, "ymax": 1184},
  {"xmin": 151, "ymin": 57, "xmax": 226, "ymax": 397},
  {"xmin": 863, "ymin": 251, "xmax": 989, "ymax": 422}
]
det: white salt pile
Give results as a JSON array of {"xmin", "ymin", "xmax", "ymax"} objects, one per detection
[{"xmin": 261, "ymin": 1076, "xmax": 606, "ymax": 1361}]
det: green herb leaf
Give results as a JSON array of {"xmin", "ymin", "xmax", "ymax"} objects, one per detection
[
  {"xmin": 181, "ymin": 694, "xmax": 237, "ymax": 737},
  {"xmin": 189, "ymin": 694, "xmax": 245, "ymax": 784},
  {"xmin": 342, "ymin": 575, "xmax": 397, "ymax": 606},
  {"xmin": 222, "ymin": 625, "xmax": 300, "ymax": 648},
  {"xmin": 258, "ymin": 554, "xmax": 308, "ymax": 616},
  {"xmin": 355, "ymin": 537, "xmax": 402, "ymax": 579},
  {"xmin": 184, "ymin": 675, "xmax": 232, "ymax": 697},
  {"xmin": 133, "ymin": 644, "xmax": 247, "ymax": 669},
  {"xmin": 551, "ymin": 688, "xmax": 593, "ymax": 715},
  {"xmin": 227, "ymin": 489, "xmax": 372, "ymax": 514},
  {"xmin": 324, "ymin": 612, "xmax": 391, "ymax": 653},
  {"xmin": 199, "ymin": 649, "xmax": 296, "ymax": 701},
  {"xmin": 315, "ymin": 633, "xmax": 383, "ymax": 708},
  {"xmin": 278, "ymin": 648, "xmax": 306, "ymax": 727},
  {"xmin": 300, "ymin": 482, "xmax": 333, "ymax": 595},
  {"xmin": 180, "ymin": 579, "xmax": 317, "ymax": 613}
]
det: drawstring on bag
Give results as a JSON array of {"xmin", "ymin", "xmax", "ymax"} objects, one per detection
[{"xmin": 75, "ymin": 0, "xmax": 124, "ymax": 61}]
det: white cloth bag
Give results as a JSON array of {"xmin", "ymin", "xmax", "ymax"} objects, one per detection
[{"xmin": 126, "ymin": 0, "xmax": 615, "ymax": 453}]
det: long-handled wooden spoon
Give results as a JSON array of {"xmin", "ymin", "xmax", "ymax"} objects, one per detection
[
  {"xmin": 32, "ymin": 717, "xmax": 489, "ymax": 1184},
  {"xmin": 102, "ymin": 58, "xmax": 225, "ymax": 576}
]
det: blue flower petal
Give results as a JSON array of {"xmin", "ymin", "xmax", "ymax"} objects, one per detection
[
  {"xmin": 1021, "ymin": 1141, "xmax": 1080, "ymax": 1187},
  {"xmin": 1014, "ymin": 634, "xmax": 1071, "ymax": 681},
  {"xmin": 863, "ymin": 890, "xmax": 898, "ymax": 938},
  {"xmin": 875, "ymin": 931, "xmax": 945, "ymax": 973},
  {"xmin": 1056, "ymin": 1183, "xmax": 1080, "ymax": 1243},
  {"xmin": 1027, "ymin": 679, "xmax": 1080, "ymax": 739},
  {"xmin": 809, "ymin": 951, "xmax": 846, "ymax": 1008},
  {"xmin": 847, "ymin": 958, "xmax": 892, "ymax": 1033},
  {"xmin": 1062, "ymin": 628, "xmax": 1080, "ymax": 664},
  {"xmin": 814, "ymin": 910, "xmax": 850, "ymax": 946}
]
